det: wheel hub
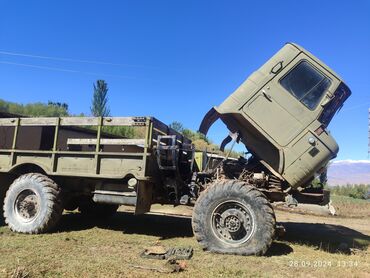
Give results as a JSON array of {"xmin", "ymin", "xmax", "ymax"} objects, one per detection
[
  {"xmin": 15, "ymin": 189, "xmax": 40, "ymax": 222},
  {"xmin": 223, "ymin": 210, "xmax": 242, "ymax": 232},
  {"xmin": 211, "ymin": 201, "xmax": 254, "ymax": 245}
]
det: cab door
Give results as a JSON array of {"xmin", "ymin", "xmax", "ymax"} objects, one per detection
[
  {"xmin": 242, "ymin": 54, "xmax": 332, "ymax": 148},
  {"xmin": 242, "ymin": 85, "xmax": 304, "ymax": 148},
  {"xmin": 265, "ymin": 54, "xmax": 339, "ymax": 142},
  {"xmin": 266, "ymin": 55, "xmax": 340, "ymax": 178}
]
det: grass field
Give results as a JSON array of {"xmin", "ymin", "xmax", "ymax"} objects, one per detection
[
  {"xmin": 0, "ymin": 202, "xmax": 369, "ymax": 278},
  {"xmin": 331, "ymin": 195, "xmax": 370, "ymax": 218}
]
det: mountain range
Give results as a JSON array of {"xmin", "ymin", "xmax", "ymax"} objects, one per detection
[{"xmin": 327, "ymin": 160, "xmax": 370, "ymax": 186}]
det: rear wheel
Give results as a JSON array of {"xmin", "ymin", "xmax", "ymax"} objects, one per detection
[
  {"xmin": 0, "ymin": 185, "xmax": 6, "ymax": 225},
  {"xmin": 3, "ymin": 173, "xmax": 63, "ymax": 234},
  {"xmin": 192, "ymin": 180, "xmax": 276, "ymax": 256},
  {"xmin": 0, "ymin": 174, "xmax": 15, "ymax": 226}
]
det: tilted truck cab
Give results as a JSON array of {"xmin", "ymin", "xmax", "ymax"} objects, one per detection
[{"xmin": 200, "ymin": 43, "xmax": 351, "ymax": 189}]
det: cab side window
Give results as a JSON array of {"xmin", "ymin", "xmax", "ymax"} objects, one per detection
[{"xmin": 280, "ymin": 61, "xmax": 331, "ymax": 110}]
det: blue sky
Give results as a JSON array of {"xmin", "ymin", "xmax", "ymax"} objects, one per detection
[{"xmin": 0, "ymin": 0, "xmax": 369, "ymax": 160}]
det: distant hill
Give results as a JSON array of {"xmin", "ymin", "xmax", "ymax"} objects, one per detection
[{"xmin": 327, "ymin": 160, "xmax": 370, "ymax": 186}]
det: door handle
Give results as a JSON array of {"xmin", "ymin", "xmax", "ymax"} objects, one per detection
[
  {"xmin": 271, "ymin": 61, "xmax": 283, "ymax": 74},
  {"xmin": 262, "ymin": 90, "xmax": 272, "ymax": 102}
]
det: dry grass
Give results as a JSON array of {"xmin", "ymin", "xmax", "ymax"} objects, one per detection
[
  {"xmin": 9, "ymin": 266, "xmax": 29, "ymax": 278},
  {"xmin": 0, "ymin": 204, "xmax": 369, "ymax": 278},
  {"xmin": 331, "ymin": 195, "xmax": 370, "ymax": 218}
]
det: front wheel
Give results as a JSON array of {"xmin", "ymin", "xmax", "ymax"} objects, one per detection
[{"xmin": 192, "ymin": 180, "xmax": 276, "ymax": 256}]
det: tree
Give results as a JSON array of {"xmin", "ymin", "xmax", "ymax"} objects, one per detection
[
  {"xmin": 48, "ymin": 101, "xmax": 69, "ymax": 112},
  {"xmin": 91, "ymin": 80, "xmax": 110, "ymax": 117},
  {"xmin": 169, "ymin": 121, "xmax": 184, "ymax": 133},
  {"xmin": 0, "ymin": 99, "xmax": 69, "ymax": 117}
]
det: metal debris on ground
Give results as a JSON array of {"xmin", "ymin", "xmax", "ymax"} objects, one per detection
[
  {"xmin": 166, "ymin": 247, "xmax": 194, "ymax": 260},
  {"xmin": 141, "ymin": 246, "xmax": 193, "ymax": 260},
  {"xmin": 141, "ymin": 245, "xmax": 167, "ymax": 259},
  {"xmin": 349, "ymin": 248, "xmax": 367, "ymax": 256},
  {"xmin": 165, "ymin": 259, "xmax": 187, "ymax": 273},
  {"xmin": 129, "ymin": 259, "xmax": 187, "ymax": 273},
  {"xmin": 275, "ymin": 224, "xmax": 286, "ymax": 238}
]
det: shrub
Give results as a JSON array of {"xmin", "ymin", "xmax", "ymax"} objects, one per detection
[{"xmin": 330, "ymin": 184, "xmax": 370, "ymax": 200}]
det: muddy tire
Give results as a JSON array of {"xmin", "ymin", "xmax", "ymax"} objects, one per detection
[
  {"xmin": 192, "ymin": 180, "xmax": 276, "ymax": 256},
  {"xmin": 79, "ymin": 199, "xmax": 118, "ymax": 218},
  {"xmin": 3, "ymin": 173, "xmax": 63, "ymax": 234}
]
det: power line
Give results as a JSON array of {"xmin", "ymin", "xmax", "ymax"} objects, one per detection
[
  {"xmin": 0, "ymin": 50, "xmax": 159, "ymax": 69},
  {"xmin": 0, "ymin": 61, "xmax": 144, "ymax": 80}
]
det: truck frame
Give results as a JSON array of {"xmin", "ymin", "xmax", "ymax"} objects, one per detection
[{"xmin": 0, "ymin": 43, "xmax": 351, "ymax": 256}]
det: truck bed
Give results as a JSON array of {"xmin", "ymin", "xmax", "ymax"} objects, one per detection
[{"xmin": 0, "ymin": 116, "xmax": 191, "ymax": 180}]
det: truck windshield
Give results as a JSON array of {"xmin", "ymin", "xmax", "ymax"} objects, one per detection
[
  {"xmin": 280, "ymin": 61, "xmax": 332, "ymax": 110},
  {"xmin": 319, "ymin": 82, "xmax": 351, "ymax": 127}
]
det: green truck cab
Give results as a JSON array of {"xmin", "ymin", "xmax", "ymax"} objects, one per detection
[{"xmin": 200, "ymin": 43, "xmax": 350, "ymax": 189}]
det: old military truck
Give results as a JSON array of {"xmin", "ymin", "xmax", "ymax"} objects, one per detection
[{"xmin": 0, "ymin": 43, "xmax": 350, "ymax": 256}]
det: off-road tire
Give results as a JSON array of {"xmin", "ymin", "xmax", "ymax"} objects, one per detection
[
  {"xmin": 192, "ymin": 180, "xmax": 276, "ymax": 256},
  {"xmin": 79, "ymin": 199, "xmax": 118, "ymax": 218},
  {"xmin": 0, "ymin": 185, "xmax": 6, "ymax": 226},
  {"xmin": 3, "ymin": 173, "xmax": 63, "ymax": 234},
  {"xmin": 0, "ymin": 174, "xmax": 15, "ymax": 226}
]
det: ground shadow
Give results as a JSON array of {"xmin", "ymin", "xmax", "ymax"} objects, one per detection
[
  {"xmin": 56, "ymin": 213, "xmax": 369, "ymax": 255},
  {"xmin": 56, "ymin": 212, "xmax": 98, "ymax": 232},
  {"xmin": 279, "ymin": 221, "xmax": 370, "ymax": 254},
  {"xmin": 57, "ymin": 211, "xmax": 194, "ymax": 239},
  {"xmin": 265, "ymin": 242, "xmax": 294, "ymax": 256}
]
